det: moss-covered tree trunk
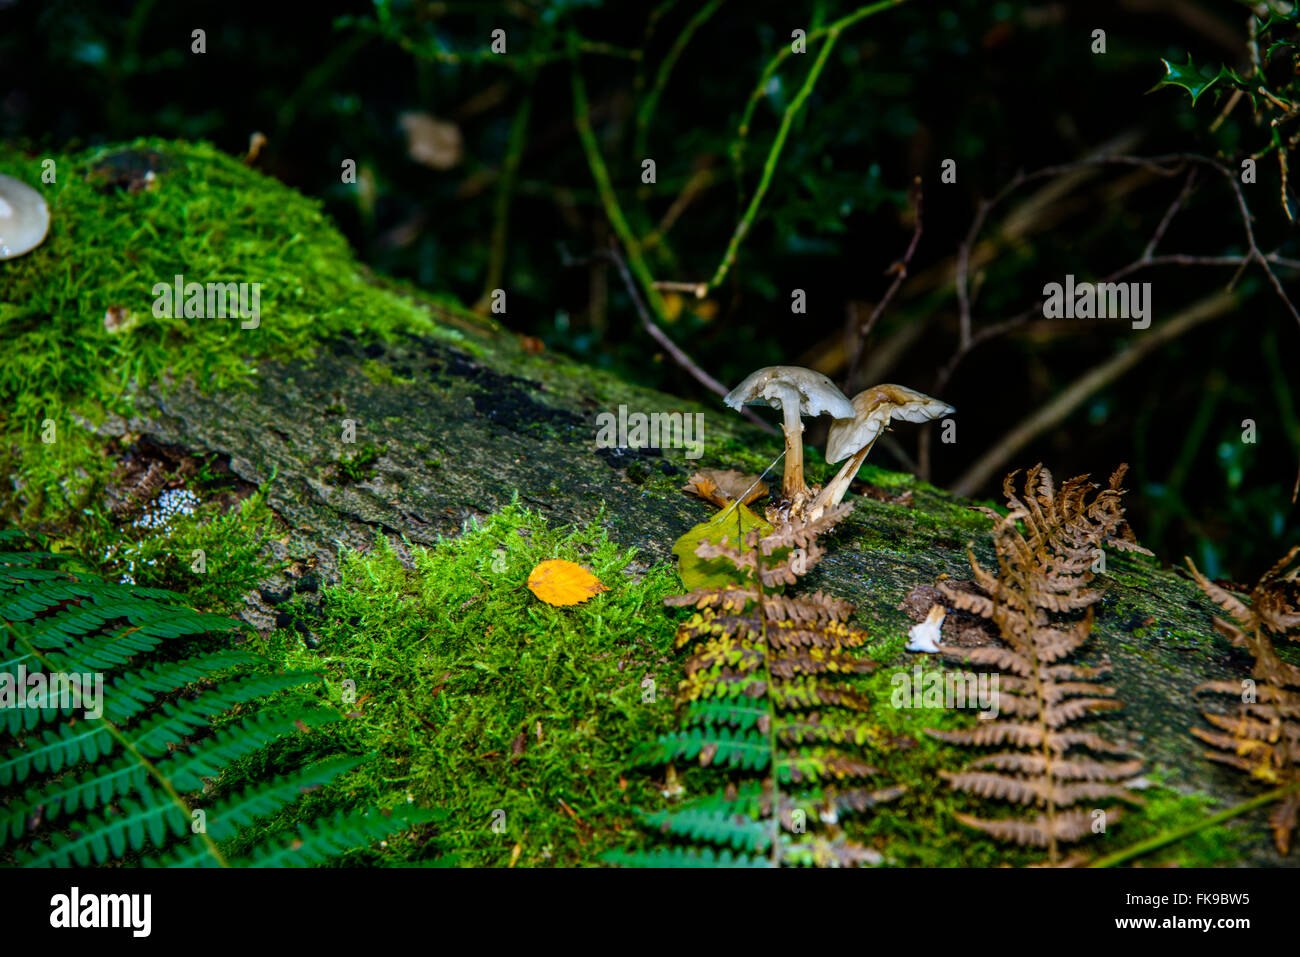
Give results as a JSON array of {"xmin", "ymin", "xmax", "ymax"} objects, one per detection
[{"xmin": 6, "ymin": 141, "xmax": 1292, "ymax": 865}]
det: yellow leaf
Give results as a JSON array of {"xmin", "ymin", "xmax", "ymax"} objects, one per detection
[{"xmin": 526, "ymin": 559, "xmax": 608, "ymax": 606}]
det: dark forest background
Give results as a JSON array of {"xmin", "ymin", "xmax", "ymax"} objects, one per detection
[{"xmin": 3, "ymin": 0, "xmax": 1299, "ymax": 579}]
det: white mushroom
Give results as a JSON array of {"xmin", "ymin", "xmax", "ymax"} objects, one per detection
[
  {"xmin": 0, "ymin": 174, "xmax": 50, "ymax": 260},
  {"xmin": 906, "ymin": 604, "xmax": 947, "ymax": 653},
  {"xmin": 808, "ymin": 384, "xmax": 954, "ymax": 518},
  {"xmin": 724, "ymin": 366, "xmax": 854, "ymax": 501}
]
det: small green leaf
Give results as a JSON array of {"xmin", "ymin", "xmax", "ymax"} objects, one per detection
[
  {"xmin": 1149, "ymin": 54, "xmax": 1219, "ymax": 105},
  {"xmin": 671, "ymin": 504, "xmax": 773, "ymax": 590}
]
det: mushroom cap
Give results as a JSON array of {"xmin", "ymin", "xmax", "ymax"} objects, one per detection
[
  {"xmin": 825, "ymin": 384, "xmax": 955, "ymax": 463},
  {"xmin": 723, "ymin": 366, "xmax": 854, "ymax": 419},
  {"xmin": 0, "ymin": 174, "xmax": 50, "ymax": 261}
]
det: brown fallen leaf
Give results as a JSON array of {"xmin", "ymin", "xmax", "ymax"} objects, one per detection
[
  {"xmin": 508, "ymin": 842, "xmax": 522, "ymax": 868},
  {"xmin": 510, "ymin": 732, "xmax": 528, "ymax": 763},
  {"xmin": 682, "ymin": 469, "xmax": 768, "ymax": 509},
  {"xmin": 399, "ymin": 112, "xmax": 464, "ymax": 170},
  {"xmin": 526, "ymin": 559, "xmax": 608, "ymax": 606}
]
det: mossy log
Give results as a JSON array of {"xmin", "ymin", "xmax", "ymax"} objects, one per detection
[{"xmin": 4, "ymin": 140, "xmax": 1293, "ymax": 865}]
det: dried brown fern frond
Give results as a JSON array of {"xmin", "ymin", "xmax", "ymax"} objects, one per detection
[
  {"xmin": 927, "ymin": 465, "xmax": 1144, "ymax": 865},
  {"xmin": 1187, "ymin": 549, "xmax": 1300, "ymax": 853}
]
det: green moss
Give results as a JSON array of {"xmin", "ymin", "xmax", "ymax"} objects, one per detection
[
  {"xmin": 254, "ymin": 504, "xmax": 684, "ymax": 866},
  {"xmin": 337, "ymin": 442, "xmax": 385, "ymax": 483},
  {"xmin": 362, "ymin": 359, "xmax": 415, "ymax": 387},
  {"xmin": 0, "ymin": 139, "xmax": 479, "ymax": 529}
]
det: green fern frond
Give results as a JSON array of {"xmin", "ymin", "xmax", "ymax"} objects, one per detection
[
  {"xmin": 679, "ymin": 698, "xmax": 769, "ymax": 730},
  {"xmin": 143, "ymin": 757, "xmax": 369, "ymax": 865},
  {"xmin": 601, "ymin": 846, "xmax": 773, "ymax": 868},
  {"xmin": 1, "ymin": 671, "xmax": 322, "ymax": 787},
  {"xmin": 159, "ymin": 708, "xmax": 344, "ymax": 791},
  {"xmin": 3, "ymin": 648, "xmax": 259, "ymax": 735},
  {"xmin": 238, "ymin": 808, "xmax": 444, "ymax": 867},
  {"xmin": 611, "ymin": 506, "xmax": 900, "ymax": 867},
  {"xmin": 641, "ymin": 796, "xmax": 775, "ymax": 853},
  {"xmin": 638, "ymin": 725, "xmax": 770, "ymax": 770},
  {"xmin": 19, "ymin": 793, "xmax": 194, "ymax": 866},
  {"xmin": 1, "ymin": 539, "xmax": 441, "ymax": 868}
]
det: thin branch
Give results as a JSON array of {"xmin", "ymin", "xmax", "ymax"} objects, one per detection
[
  {"xmin": 1142, "ymin": 166, "xmax": 1198, "ymax": 260},
  {"xmin": 642, "ymin": 166, "xmax": 722, "ymax": 251},
  {"xmin": 941, "ymin": 152, "xmax": 1300, "ymax": 398},
  {"xmin": 845, "ymin": 177, "xmax": 923, "ymax": 392},
  {"xmin": 633, "ymin": 0, "xmax": 726, "ymax": 163},
  {"xmin": 706, "ymin": 22, "xmax": 844, "ymax": 291},
  {"xmin": 950, "ymin": 290, "xmax": 1238, "ymax": 497},
  {"xmin": 606, "ymin": 241, "xmax": 777, "ymax": 435},
  {"xmin": 569, "ymin": 35, "xmax": 671, "ymax": 323},
  {"xmin": 731, "ymin": 0, "xmax": 910, "ymax": 197},
  {"xmin": 477, "ymin": 89, "xmax": 534, "ymax": 311},
  {"xmin": 1090, "ymin": 780, "xmax": 1300, "ymax": 869},
  {"xmin": 375, "ymin": 26, "xmax": 640, "ymax": 71},
  {"xmin": 706, "ymin": 0, "xmax": 911, "ymax": 292}
]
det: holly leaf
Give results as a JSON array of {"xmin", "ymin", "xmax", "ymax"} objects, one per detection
[
  {"xmin": 1149, "ymin": 54, "xmax": 1220, "ymax": 105},
  {"xmin": 526, "ymin": 559, "xmax": 608, "ymax": 606},
  {"xmin": 672, "ymin": 503, "xmax": 773, "ymax": 590}
]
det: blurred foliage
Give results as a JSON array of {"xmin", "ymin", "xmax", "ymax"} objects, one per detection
[{"xmin": 2, "ymin": 0, "xmax": 1299, "ymax": 575}]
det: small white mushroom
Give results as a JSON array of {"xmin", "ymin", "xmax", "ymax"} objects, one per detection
[
  {"xmin": 0, "ymin": 174, "xmax": 50, "ymax": 260},
  {"xmin": 906, "ymin": 604, "xmax": 947, "ymax": 653},
  {"xmin": 808, "ymin": 384, "xmax": 954, "ymax": 518},
  {"xmin": 724, "ymin": 366, "xmax": 854, "ymax": 501}
]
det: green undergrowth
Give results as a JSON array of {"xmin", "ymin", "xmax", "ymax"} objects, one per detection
[
  {"xmin": 0, "ymin": 138, "xmax": 474, "ymax": 530},
  {"xmin": 250, "ymin": 504, "xmax": 685, "ymax": 866}
]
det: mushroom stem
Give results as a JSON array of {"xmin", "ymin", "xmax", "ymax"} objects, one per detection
[
  {"xmin": 808, "ymin": 436, "xmax": 879, "ymax": 518},
  {"xmin": 780, "ymin": 400, "xmax": 806, "ymax": 499}
]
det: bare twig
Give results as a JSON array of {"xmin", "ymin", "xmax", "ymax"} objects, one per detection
[
  {"xmin": 928, "ymin": 152, "xmax": 1300, "ymax": 488},
  {"xmin": 652, "ymin": 280, "xmax": 709, "ymax": 297},
  {"xmin": 1142, "ymin": 166, "xmax": 1198, "ymax": 260},
  {"xmin": 950, "ymin": 290, "xmax": 1238, "ymax": 497},
  {"xmin": 942, "ymin": 152, "xmax": 1300, "ymax": 397},
  {"xmin": 605, "ymin": 241, "xmax": 777, "ymax": 434},
  {"xmin": 844, "ymin": 177, "xmax": 924, "ymax": 392}
]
